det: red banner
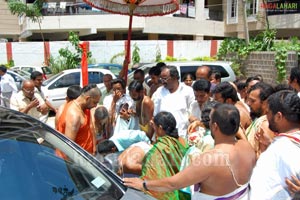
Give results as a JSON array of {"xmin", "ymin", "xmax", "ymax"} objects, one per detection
[{"xmin": 79, "ymin": 41, "xmax": 88, "ymax": 86}]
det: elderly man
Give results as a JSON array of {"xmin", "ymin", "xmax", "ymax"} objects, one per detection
[
  {"xmin": 152, "ymin": 65, "xmax": 194, "ymax": 138},
  {"xmin": 10, "ymin": 80, "xmax": 47, "ymax": 119},
  {"xmin": 56, "ymin": 84, "xmax": 101, "ymax": 155},
  {"xmin": 0, "ymin": 65, "xmax": 18, "ymax": 108}
]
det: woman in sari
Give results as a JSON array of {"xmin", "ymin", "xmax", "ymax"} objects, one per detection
[{"xmin": 140, "ymin": 111, "xmax": 190, "ymax": 200}]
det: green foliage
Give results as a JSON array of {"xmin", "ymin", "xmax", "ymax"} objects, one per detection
[
  {"xmin": 0, "ymin": 60, "xmax": 14, "ymax": 68},
  {"xmin": 110, "ymin": 51, "xmax": 125, "ymax": 64},
  {"xmin": 165, "ymin": 56, "xmax": 177, "ymax": 61},
  {"xmin": 8, "ymin": 0, "xmax": 43, "ymax": 22},
  {"xmin": 50, "ymin": 32, "xmax": 93, "ymax": 74},
  {"xmin": 7, "ymin": 59, "xmax": 15, "ymax": 67},
  {"xmin": 131, "ymin": 43, "xmax": 140, "ymax": 65},
  {"xmin": 192, "ymin": 56, "xmax": 216, "ymax": 61},
  {"xmin": 216, "ymin": 29, "xmax": 297, "ymax": 82}
]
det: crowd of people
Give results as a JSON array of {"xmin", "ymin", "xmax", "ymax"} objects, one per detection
[{"xmin": 1, "ymin": 62, "xmax": 300, "ymax": 199}]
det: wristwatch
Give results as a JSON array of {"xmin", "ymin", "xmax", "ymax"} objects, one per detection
[{"xmin": 143, "ymin": 180, "xmax": 149, "ymax": 191}]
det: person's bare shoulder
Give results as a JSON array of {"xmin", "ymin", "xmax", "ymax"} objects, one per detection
[{"xmin": 143, "ymin": 96, "xmax": 154, "ymax": 105}]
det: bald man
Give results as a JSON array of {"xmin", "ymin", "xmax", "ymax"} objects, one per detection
[
  {"xmin": 10, "ymin": 80, "xmax": 47, "ymax": 119},
  {"xmin": 57, "ymin": 84, "xmax": 101, "ymax": 155}
]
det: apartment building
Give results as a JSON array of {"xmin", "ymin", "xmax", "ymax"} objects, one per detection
[
  {"xmin": 224, "ymin": 0, "xmax": 300, "ymax": 39},
  {"xmin": 1, "ymin": 0, "xmax": 299, "ymax": 42}
]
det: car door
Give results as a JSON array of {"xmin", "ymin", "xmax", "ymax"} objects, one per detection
[{"xmin": 47, "ymin": 72, "xmax": 80, "ymax": 108}]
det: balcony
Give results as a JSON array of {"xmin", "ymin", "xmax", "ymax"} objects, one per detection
[{"xmin": 19, "ymin": 1, "xmax": 225, "ymax": 40}]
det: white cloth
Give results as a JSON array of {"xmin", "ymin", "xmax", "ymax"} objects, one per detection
[
  {"xmin": 192, "ymin": 183, "xmax": 250, "ymax": 200},
  {"xmin": 103, "ymin": 93, "xmax": 113, "ymax": 111},
  {"xmin": 188, "ymin": 100, "xmax": 202, "ymax": 120},
  {"xmin": 10, "ymin": 91, "xmax": 45, "ymax": 120},
  {"xmin": 250, "ymin": 134, "xmax": 300, "ymax": 200},
  {"xmin": 34, "ymin": 87, "xmax": 48, "ymax": 123},
  {"xmin": 109, "ymin": 130, "xmax": 151, "ymax": 151},
  {"xmin": 0, "ymin": 73, "xmax": 17, "ymax": 93},
  {"xmin": 152, "ymin": 83, "xmax": 194, "ymax": 138}
]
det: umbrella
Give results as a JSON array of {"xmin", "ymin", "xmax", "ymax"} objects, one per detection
[{"xmin": 83, "ymin": 0, "xmax": 179, "ymax": 83}]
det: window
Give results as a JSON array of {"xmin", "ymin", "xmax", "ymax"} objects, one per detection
[
  {"xmin": 88, "ymin": 71, "xmax": 104, "ymax": 84},
  {"xmin": 51, "ymin": 72, "xmax": 80, "ymax": 89},
  {"xmin": 227, "ymin": 0, "xmax": 238, "ymax": 24},
  {"xmin": 247, "ymin": 0, "xmax": 258, "ymax": 19}
]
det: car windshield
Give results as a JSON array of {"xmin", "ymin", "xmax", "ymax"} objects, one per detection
[{"xmin": 0, "ymin": 109, "xmax": 124, "ymax": 199}]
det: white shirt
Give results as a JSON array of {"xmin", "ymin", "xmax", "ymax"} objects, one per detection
[
  {"xmin": 250, "ymin": 133, "xmax": 300, "ymax": 200},
  {"xmin": 0, "ymin": 73, "xmax": 18, "ymax": 93},
  {"xmin": 188, "ymin": 100, "xmax": 202, "ymax": 120},
  {"xmin": 152, "ymin": 83, "xmax": 194, "ymax": 138}
]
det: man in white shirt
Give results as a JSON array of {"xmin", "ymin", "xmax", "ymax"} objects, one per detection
[
  {"xmin": 152, "ymin": 65, "xmax": 194, "ymax": 138},
  {"xmin": 250, "ymin": 90, "xmax": 300, "ymax": 199},
  {"xmin": 0, "ymin": 65, "xmax": 18, "ymax": 108}
]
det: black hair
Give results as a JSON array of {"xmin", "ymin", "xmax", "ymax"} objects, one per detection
[
  {"xmin": 267, "ymin": 90, "xmax": 300, "ymax": 124},
  {"xmin": 201, "ymin": 100, "xmax": 220, "ymax": 129},
  {"xmin": 0, "ymin": 65, "xmax": 7, "ymax": 73},
  {"xmin": 156, "ymin": 62, "xmax": 166, "ymax": 69},
  {"xmin": 212, "ymin": 71, "xmax": 221, "ymax": 80},
  {"xmin": 149, "ymin": 66, "xmax": 161, "ymax": 76},
  {"xmin": 128, "ymin": 80, "xmax": 144, "ymax": 92},
  {"xmin": 236, "ymin": 81, "xmax": 247, "ymax": 91},
  {"xmin": 30, "ymin": 71, "xmax": 43, "ymax": 80},
  {"xmin": 211, "ymin": 104, "xmax": 240, "ymax": 136},
  {"xmin": 133, "ymin": 69, "xmax": 144, "ymax": 77},
  {"xmin": 248, "ymin": 82, "xmax": 274, "ymax": 101},
  {"xmin": 81, "ymin": 84, "xmax": 97, "ymax": 94},
  {"xmin": 212, "ymin": 81, "xmax": 239, "ymax": 102},
  {"xmin": 245, "ymin": 76, "xmax": 260, "ymax": 87},
  {"xmin": 67, "ymin": 85, "xmax": 82, "ymax": 100},
  {"xmin": 98, "ymin": 140, "xmax": 117, "ymax": 154},
  {"xmin": 111, "ymin": 78, "xmax": 126, "ymax": 90},
  {"xmin": 274, "ymin": 84, "xmax": 295, "ymax": 93},
  {"xmin": 161, "ymin": 65, "xmax": 179, "ymax": 80},
  {"xmin": 289, "ymin": 67, "xmax": 300, "ymax": 85},
  {"xmin": 154, "ymin": 111, "xmax": 178, "ymax": 139},
  {"xmin": 182, "ymin": 73, "xmax": 195, "ymax": 81},
  {"xmin": 192, "ymin": 79, "xmax": 211, "ymax": 93},
  {"xmin": 81, "ymin": 84, "xmax": 101, "ymax": 97}
]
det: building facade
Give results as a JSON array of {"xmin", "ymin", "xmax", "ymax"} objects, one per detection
[{"xmin": 0, "ymin": 0, "xmax": 299, "ymax": 42}]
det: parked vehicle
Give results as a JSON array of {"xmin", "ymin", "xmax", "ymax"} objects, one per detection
[
  {"xmin": 0, "ymin": 107, "xmax": 155, "ymax": 200},
  {"xmin": 128, "ymin": 61, "xmax": 236, "ymax": 84},
  {"xmin": 2, "ymin": 69, "xmax": 30, "ymax": 90},
  {"xmin": 84, "ymin": 63, "xmax": 132, "ymax": 78},
  {"xmin": 42, "ymin": 68, "xmax": 116, "ymax": 109},
  {"xmin": 11, "ymin": 65, "xmax": 53, "ymax": 79}
]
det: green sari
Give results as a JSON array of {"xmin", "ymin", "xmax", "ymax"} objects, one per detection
[{"xmin": 141, "ymin": 136, "xmax": 190, "ymax": 200}]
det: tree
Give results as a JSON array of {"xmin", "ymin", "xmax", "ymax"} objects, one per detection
[{"xmin": 7, "ymin": 0, "xmax": 49, "ymax": 65}]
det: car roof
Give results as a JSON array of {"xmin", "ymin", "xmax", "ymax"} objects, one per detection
[{"xmin": 61, "ymin": 68, "xmax": 114, "ymax": 73}]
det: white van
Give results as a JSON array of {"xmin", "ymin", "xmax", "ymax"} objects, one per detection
[{"xmin": 128, "ymin": 61, "xmax": 236, "ymax": 84}]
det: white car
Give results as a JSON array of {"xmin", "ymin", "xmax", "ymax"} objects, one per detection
[
  {"xmin": 11, "ymin": 65, "xmax": 53, "ymax": 79},
  {"xmin": 128, "ymin": 61, "xmax": 236, "ymax": 84},
  {"xmin": 42, "ymin": 68, "xmax": 116, "ymax": 109}
]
